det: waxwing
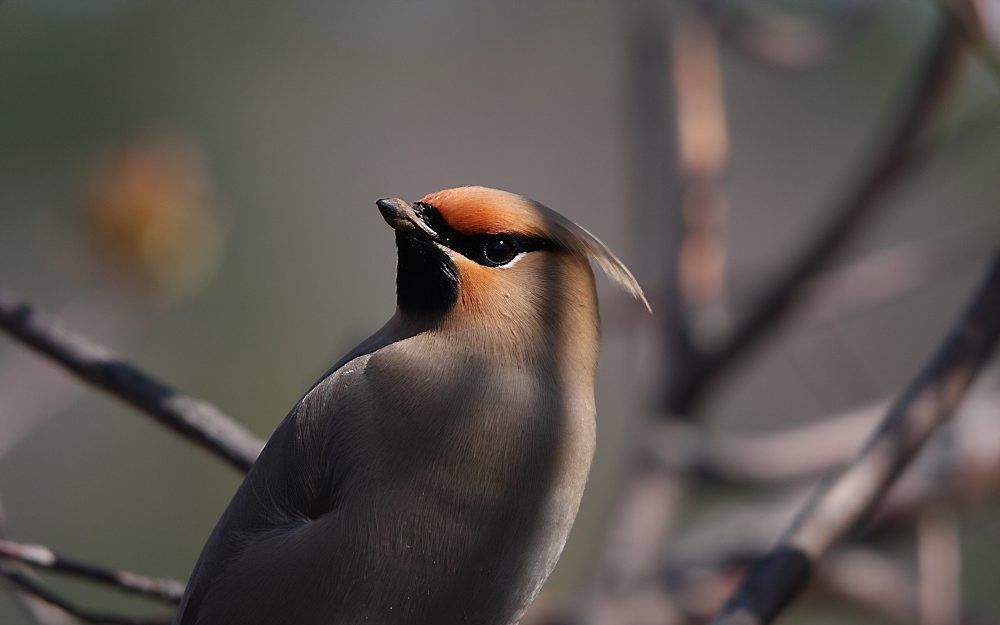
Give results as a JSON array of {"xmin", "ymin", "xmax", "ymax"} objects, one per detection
[{"xmin": 173, "ymin": 186, "xmax": 648, "ymax": 625}]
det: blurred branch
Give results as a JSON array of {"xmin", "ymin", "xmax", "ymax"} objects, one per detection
[
  {"xmin": 669, "ymin": 15, "xmax": 964, "ymax": 414},
  {"xmin": 569, "ymin": 5, "xmax": 693, "ymax": 625},
  {"xmin": 668, "ymin": 8, "xmax": 731, "ymax": 392},
  {"xmin": 626, "ymin": 0, "xmax": 694, "ymax": 383},
  {"xmin": 0, "ymin": 539, "xmax": 184, "ymax": 604},
  {"xmin": 917, "ymin": 506, "xmax": 962, "ymax": 625},
  {"xmin": 0, "ymin": 567, "xmax": 170, "ymax": 625},
  {"xmin": 823, "ymin": 548, "xmax": 993, "ymax": 625},
  {"xmin": 642, "ymin": 405, "xmax": 879, "ymax": 485},
  {"xmin": 665, "ymin": 384, "xmax": 1000, "ymax": 581},
  {"xmin": 0, "ymin": 493, "xmax": 78, "ymax": 625},
  {"xmin": 699, "ymin": 0, "xmax": 875, "ymax": 70},
  {"xmin": 670, "ymin": 548, "xmax": 915, "ymax": 624},
  {"xmin": 645, "ymin": 379, "xmax": 1000, "ymax": 487},
  {"xmin": 707, "ymin": 253, "xmax": 1000, "ymax": 625},
  {"xmin": 0, "ymin": 291, "xmax": 144, "ymax": 460},
  {"xmin": 938, "ymin": 0, "xmax": 1000, "ymax": 82},
  {"xmin": 0, "ymin": 289, "xmax": 263, "ymax": 472},
  {"xmin": 800, "ymin": 218, "xmax": 1000, "ymax": 325},
  {"xmin": 670, "ymin": 546, "xmax": 991, "ymax": 625},
  {"xmin": 818, "ymin": 549, "xmax": 927, "ymax": 625}
]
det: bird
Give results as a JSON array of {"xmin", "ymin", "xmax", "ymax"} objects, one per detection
[{"xmin": 172, "ymin": 186, "xmax": 649, "ymax": 625}]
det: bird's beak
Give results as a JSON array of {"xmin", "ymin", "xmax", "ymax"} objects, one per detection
[{"xmin": 376, "ymin": 197, "xmax": 441, "ymax": 243}]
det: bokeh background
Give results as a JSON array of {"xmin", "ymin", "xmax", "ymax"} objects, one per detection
[{"xmin": 1, "ymin": 1, "xmax": 998, "ymax": 624}]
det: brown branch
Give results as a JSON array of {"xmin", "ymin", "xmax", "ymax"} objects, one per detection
[
  {"xmin": 0, "ymin": 567, "xmax": 170, "ymax": 625},
  {"xmin": 707, "ymin": 252, "xmax": 1000, "ymax": 625},
  {"xmin": 0, "ymin": 289, "xmax": 263, "ymax": 472},
  {"xmin": 669, "ymin": 14, "xmax": 964, "ymax": 413},
  {"xmin": 0, "ymin": 539, "xmax": 183, "ymax": 604}
]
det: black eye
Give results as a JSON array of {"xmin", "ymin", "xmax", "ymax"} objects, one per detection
[{"xmin": 483, "ymin": 237, "xmax": 517, "ymax": 266}]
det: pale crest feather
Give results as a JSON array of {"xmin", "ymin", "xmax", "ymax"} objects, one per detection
[{"xmin": 530, "ymin": 201, "xmax": 652, "ymax": 313}]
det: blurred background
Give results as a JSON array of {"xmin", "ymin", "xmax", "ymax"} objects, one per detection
[{"xmin": 0, "ymin": 1, "xmax": 998, "ymax": 624}]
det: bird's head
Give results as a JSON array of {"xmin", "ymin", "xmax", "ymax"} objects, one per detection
[{"xmin": 377, "ymin": 186, "xmax": 648, "ymax": 349}]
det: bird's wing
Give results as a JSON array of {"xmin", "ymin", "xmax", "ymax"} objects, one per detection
[
  {"xmin": 171, "ymin": 395, "xmax": 338, "ymax": 625},
  {"xmin": 173, "ymin": 321, "xmax": 410, "ymax": 625}
]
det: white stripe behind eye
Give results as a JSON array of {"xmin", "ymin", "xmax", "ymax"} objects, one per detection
[{"xmin": 497, "ymin": 252, "xmax": 527, "ymax": 269}]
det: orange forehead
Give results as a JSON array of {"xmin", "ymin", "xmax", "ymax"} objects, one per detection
[{"xmin": 419, "ymin": 186, "xmax": 548, "ymax": 237}]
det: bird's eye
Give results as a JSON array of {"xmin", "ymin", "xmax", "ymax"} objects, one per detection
[{"xmin": 483, "ymin": 237, "xmax": 517, "ymax": 266}]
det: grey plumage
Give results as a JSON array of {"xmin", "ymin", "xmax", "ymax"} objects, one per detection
[{"xmin": 173, "ymin": 187, "xmax": 644, "ymax": 625}]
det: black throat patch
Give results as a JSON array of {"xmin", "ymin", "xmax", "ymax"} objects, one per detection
[{"xmin": 395, "ymin": 231, "xmax": 459, "ymax": 313}]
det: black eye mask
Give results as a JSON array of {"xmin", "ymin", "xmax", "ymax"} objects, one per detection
[{"xmin": 412, "ymin": 202, "xmax": 553, "ymax": 268}]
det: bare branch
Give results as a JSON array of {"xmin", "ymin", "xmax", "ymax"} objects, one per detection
[
  {"xmin": 0, "ymin": 539, "xmax": 183, "ymax": 604},
  {"xmin": 0, "ymin": 289, "xmax": 263, "ymax": 472},
  {"xmin": 707, "ymin": 253, "xmax": 1000, "ymax": 625},
  {"xmin": 0, "ymin": 567, "xmax": 170, "ymax": 625},
  {"xmin": 669, "ymin": 15, "xmax": 964, "ymax": 413}
]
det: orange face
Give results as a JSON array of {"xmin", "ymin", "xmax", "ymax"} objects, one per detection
[
  {"xmin": 396, "ymin": 187, "xmax": 599, "ymax": 367},
  {"xmin": 380, "ymin": 185, "xmax": 646, "ymax": 324},
  {"xmin": 412, "ymin": 188, "xmax": 561, "ymax": 317}
]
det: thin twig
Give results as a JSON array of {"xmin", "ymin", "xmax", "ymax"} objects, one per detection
[
  {"xmin": 0, "ymin": 289, "xmax": 263, "ymax": 472},
  {"xmin": 669, "ymin": 15, "xmax": 964, "ymax": 413},
  {"xmin": 0, "ymin": 567, "xmax": 170, "ymax": 625},
  {"xmin": 0, "ymin": 539, "xmax": 184, "ymax": 604},
  {"xmin": 707, "ymin": 253, "xmax": 1000, "ymax": 625},
  {"xmin": 0, "ymin": 492, "xmax": 76, "ymax": 625}
]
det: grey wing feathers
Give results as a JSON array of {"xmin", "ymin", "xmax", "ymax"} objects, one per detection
[
  {"xmin": 172, "ymin": 381, "xmax": 343, "ymax": 625},
  {"xmin": 173, "ymin": 321, "xmax": 410, "ymax": 625}
]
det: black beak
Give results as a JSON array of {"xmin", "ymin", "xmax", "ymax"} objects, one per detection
[{"xmin": 376, "ymin": 197, "xmax": 441, "ymax": 243}]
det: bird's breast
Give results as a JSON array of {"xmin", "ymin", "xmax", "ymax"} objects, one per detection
[{"xmin": 333, "ymin": 339, "xmax": 596, "ymax": 624}]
